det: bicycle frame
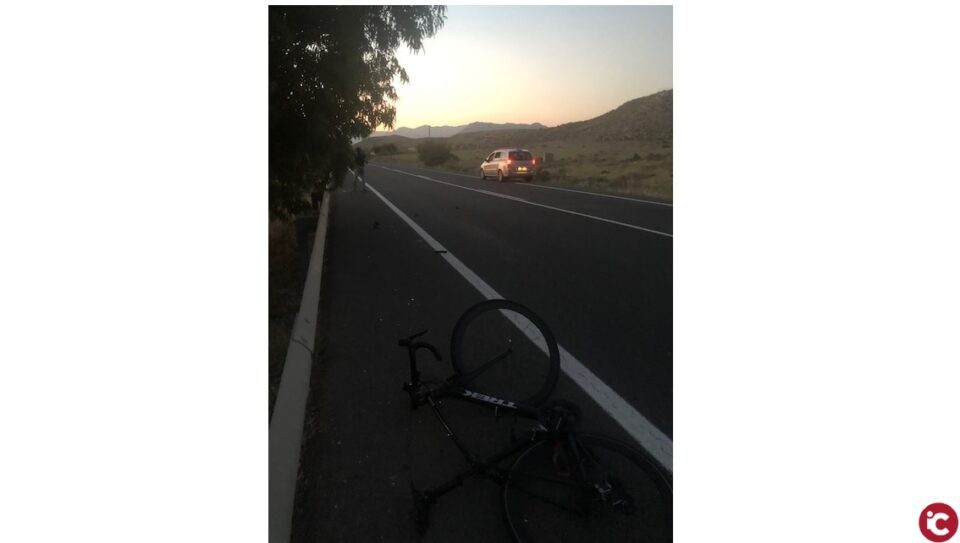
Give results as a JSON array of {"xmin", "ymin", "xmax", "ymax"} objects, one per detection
[{"xmin": 399, "ymin": 332, "xmax": 594, "ymax": 519}]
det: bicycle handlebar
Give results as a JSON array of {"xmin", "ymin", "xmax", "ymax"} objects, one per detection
[{"xmin": 401, "ymin": 332, "xmax": 443, "ymax": 408}]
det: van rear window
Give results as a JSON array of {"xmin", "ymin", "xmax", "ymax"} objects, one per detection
[{"xmin": 508, "ymin": 151, "xmax": 533, "ymax": 161}]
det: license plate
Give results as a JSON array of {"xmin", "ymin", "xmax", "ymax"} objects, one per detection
[{"xmin": 518, "ymin": 167, "xmax": 527, "ymax": 172}]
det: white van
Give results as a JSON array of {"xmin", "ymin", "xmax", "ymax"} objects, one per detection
[{"xmin": 480, "ymin": 149, "xmax": 538, "ymax": 182}]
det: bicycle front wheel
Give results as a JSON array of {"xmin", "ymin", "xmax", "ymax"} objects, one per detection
[
  {"xmin": 450, "ymin": 299, "xmax": 560, "ymax": 407},
  {"xmin": 503, "ymin": 433, "xmax": 672, "ymax": 543}
]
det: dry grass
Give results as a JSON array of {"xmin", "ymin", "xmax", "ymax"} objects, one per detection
[{"xmin": 373, "ymin": 138, "xmax": 673, "ymax": 201}]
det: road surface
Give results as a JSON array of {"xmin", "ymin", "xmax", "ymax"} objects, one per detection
[{"xmin": 291, "ymin": 163, "xmax": 673, "ymax": 542}]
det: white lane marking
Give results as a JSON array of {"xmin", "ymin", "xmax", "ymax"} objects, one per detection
[
  {"xmin": 373, "ymin": 163, "xmax": 672, "ymax": 206},
  {"xmin": 365, "ymin": 181, "xmax": 674, "ymax": 472},
  {"xmin": 375, "ymin": 165, "xmax": 672, "ymax": 238},
  {"xmin": 520, "ymin": 183, "xmax": 673, "ymax": 207}
]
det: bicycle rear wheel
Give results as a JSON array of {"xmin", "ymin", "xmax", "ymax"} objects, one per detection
[
  {"xmin": 450, "ymin": 299, "xmax": 560, "ymax": 407},
  {"xmin": 503, "ymin": 433, "xmax": 672, "ymax": 543}
]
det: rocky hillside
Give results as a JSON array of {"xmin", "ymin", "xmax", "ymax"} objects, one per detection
[
  {"xmin": 444, "ymin": 89, "xmax": 672, "ymax": 150},
  {"xmin": 547, "ymin": 89, "xmax": 672, "ymax": 144}
]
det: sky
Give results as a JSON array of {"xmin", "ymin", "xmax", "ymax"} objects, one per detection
[{"xmin": 385, "ymin": 5, "xmax": 672, "ymax": 130}]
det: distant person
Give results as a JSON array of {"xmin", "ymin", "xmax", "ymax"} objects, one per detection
[{"xmin": 353, "ymin": 147, "xmax": 367, "ymax": 192}]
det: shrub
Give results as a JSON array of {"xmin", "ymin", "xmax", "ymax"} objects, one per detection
[
  {"xmin": 372, "ymin": 143, "xmax": 399, "ymax": 155},
  {"xmin": 417, "ymin": 140, "xmax": 454, "ymax": 166}
]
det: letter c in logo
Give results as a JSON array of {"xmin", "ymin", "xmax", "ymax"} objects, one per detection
[{"xmin": 930, "ymin": 512, "xmax": 952, "ymax": 536}]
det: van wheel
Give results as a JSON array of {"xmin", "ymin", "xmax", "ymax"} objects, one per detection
[
  {"xmin": 480, "ymin": 169, "xmax": 486, "ymax": 180},
  {"xmin": 497, "ymin": 170, "xmax": 505, "ymax": 182}
]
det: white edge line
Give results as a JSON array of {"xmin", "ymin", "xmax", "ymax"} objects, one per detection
[
  {"xmin": 365, "ymin": 181, "xmax": 673, "ymax": 472},
  {"xmin": 269, "ymin": 191, "xmax": 331, "ymax": 543},
  {"xmin": 375, "ymin": 165, "xmax": 672, "ymax": 238},
  {"xmin": 371, "ymin": 163, "xmax": 673, "ymax": 206}
]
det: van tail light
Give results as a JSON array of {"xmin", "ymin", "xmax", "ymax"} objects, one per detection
[
  {"xmin": 507, "ymin": 159, "xmax": 512, "ymax": 165},
  {"xmin": 532, "ymin": 159, "xmax": 536, "ymax": 165}
]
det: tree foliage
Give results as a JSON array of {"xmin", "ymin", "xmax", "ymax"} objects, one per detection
[{"xmin": 269, "ymin": 6, "xmax": 446, "ymax": 219}]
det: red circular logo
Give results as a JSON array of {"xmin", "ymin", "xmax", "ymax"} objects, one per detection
[{"xmin": 920, "ymin": 503, "xmax": 958, "ymax": 542}]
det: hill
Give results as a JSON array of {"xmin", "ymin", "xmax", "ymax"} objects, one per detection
[
  {"xmin": 446, "ymin": 89, "xmax": 672, "ymax": 149},
  {"xmin": 368, "ymin": 121, "xmax": 546, "ymax": 139},
  {"xmin": 369, "ymin": 125, "xmax": 460, "ymax": 138},
  {"xmin": 549, "ymin": 89, "xmax": 672, "ymax": 144},
  {"xmin": 459, "ymin": 121, "xmax": 547, "ymax": 134}
]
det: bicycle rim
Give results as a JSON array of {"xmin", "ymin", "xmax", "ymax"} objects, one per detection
[
  {"xmin": 503, "ymin": 433, "xmax": 672, "ymax": 543},
  {"xmin": 450, "ymin": 299, "xmax": 560, "ymax": 407}
]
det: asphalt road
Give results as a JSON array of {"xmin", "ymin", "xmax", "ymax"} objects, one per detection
[
  {"xmin": 291, "ymin": 164, "xmax": 673, "ymax": 542},
  {"xmin": 369, "ymin": 163, "xmax": 673, "ymax": 436}
]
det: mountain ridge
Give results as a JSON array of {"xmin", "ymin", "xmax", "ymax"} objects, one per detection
[
  {"xmin": 360, "ymin": 89, "xmax": 672, "ymax": 151},
  {"xmin": 369, "ymin": 121, "xmax": 546, "ymax": 139}
]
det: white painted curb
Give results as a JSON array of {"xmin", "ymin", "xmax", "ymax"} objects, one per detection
[{"xmin": 269, "ymin": 191, "xmax": 332, "ymax": 543}]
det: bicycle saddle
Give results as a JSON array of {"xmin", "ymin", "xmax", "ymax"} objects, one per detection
[{"xmin": 536, "ymin": 399, "xmax": 582, "ymax": 433}]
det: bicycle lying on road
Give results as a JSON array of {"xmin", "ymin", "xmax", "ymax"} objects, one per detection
[{"xmin": 399, "ymin": 299, "xmax": 672, "ymax": 542}]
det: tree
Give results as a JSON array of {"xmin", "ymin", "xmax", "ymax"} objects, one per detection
[{"xmin": 269, "ymin": 6, "xmax": 446, "ymax": 219}]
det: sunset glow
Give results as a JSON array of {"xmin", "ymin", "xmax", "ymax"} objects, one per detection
[{"xmin": 383, "ymin": 5, "xmax": 672, "ymax": 130}]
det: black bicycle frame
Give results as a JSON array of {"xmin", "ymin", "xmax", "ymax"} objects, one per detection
[
  {"xmin": 399, "ymin": 329, "xmax": 668, "ymax": 539},
  {"xmin": 401, "ymin": 333, "xmax": 541, "ymax": 417},
  {"xmin": 399, "ymin": 330, "xmax": 616, "ymax": 535}
]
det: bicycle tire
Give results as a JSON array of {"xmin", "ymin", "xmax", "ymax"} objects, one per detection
[
  {"xmin": 503, "ymin": 433, "xmax": 672, "ymax": 543},
  {"xmin": 450, "ymin": 299, "xmax": 560, "ymax": 407}
]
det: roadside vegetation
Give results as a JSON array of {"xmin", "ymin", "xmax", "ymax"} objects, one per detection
[
  {"xmin": 268, "ymin": 6, "xmax": 447, "ymax": 415},
  {"xmin": 371, "ymin": 142, "xmax": 399, "ymax": 155},
  {"xmin": 416, "ymin": 139, "xmax": 457, "ymax": 166},
  {"xmin": 270, "ymin": 6, "xmax": 446, "ymax": 219}
]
